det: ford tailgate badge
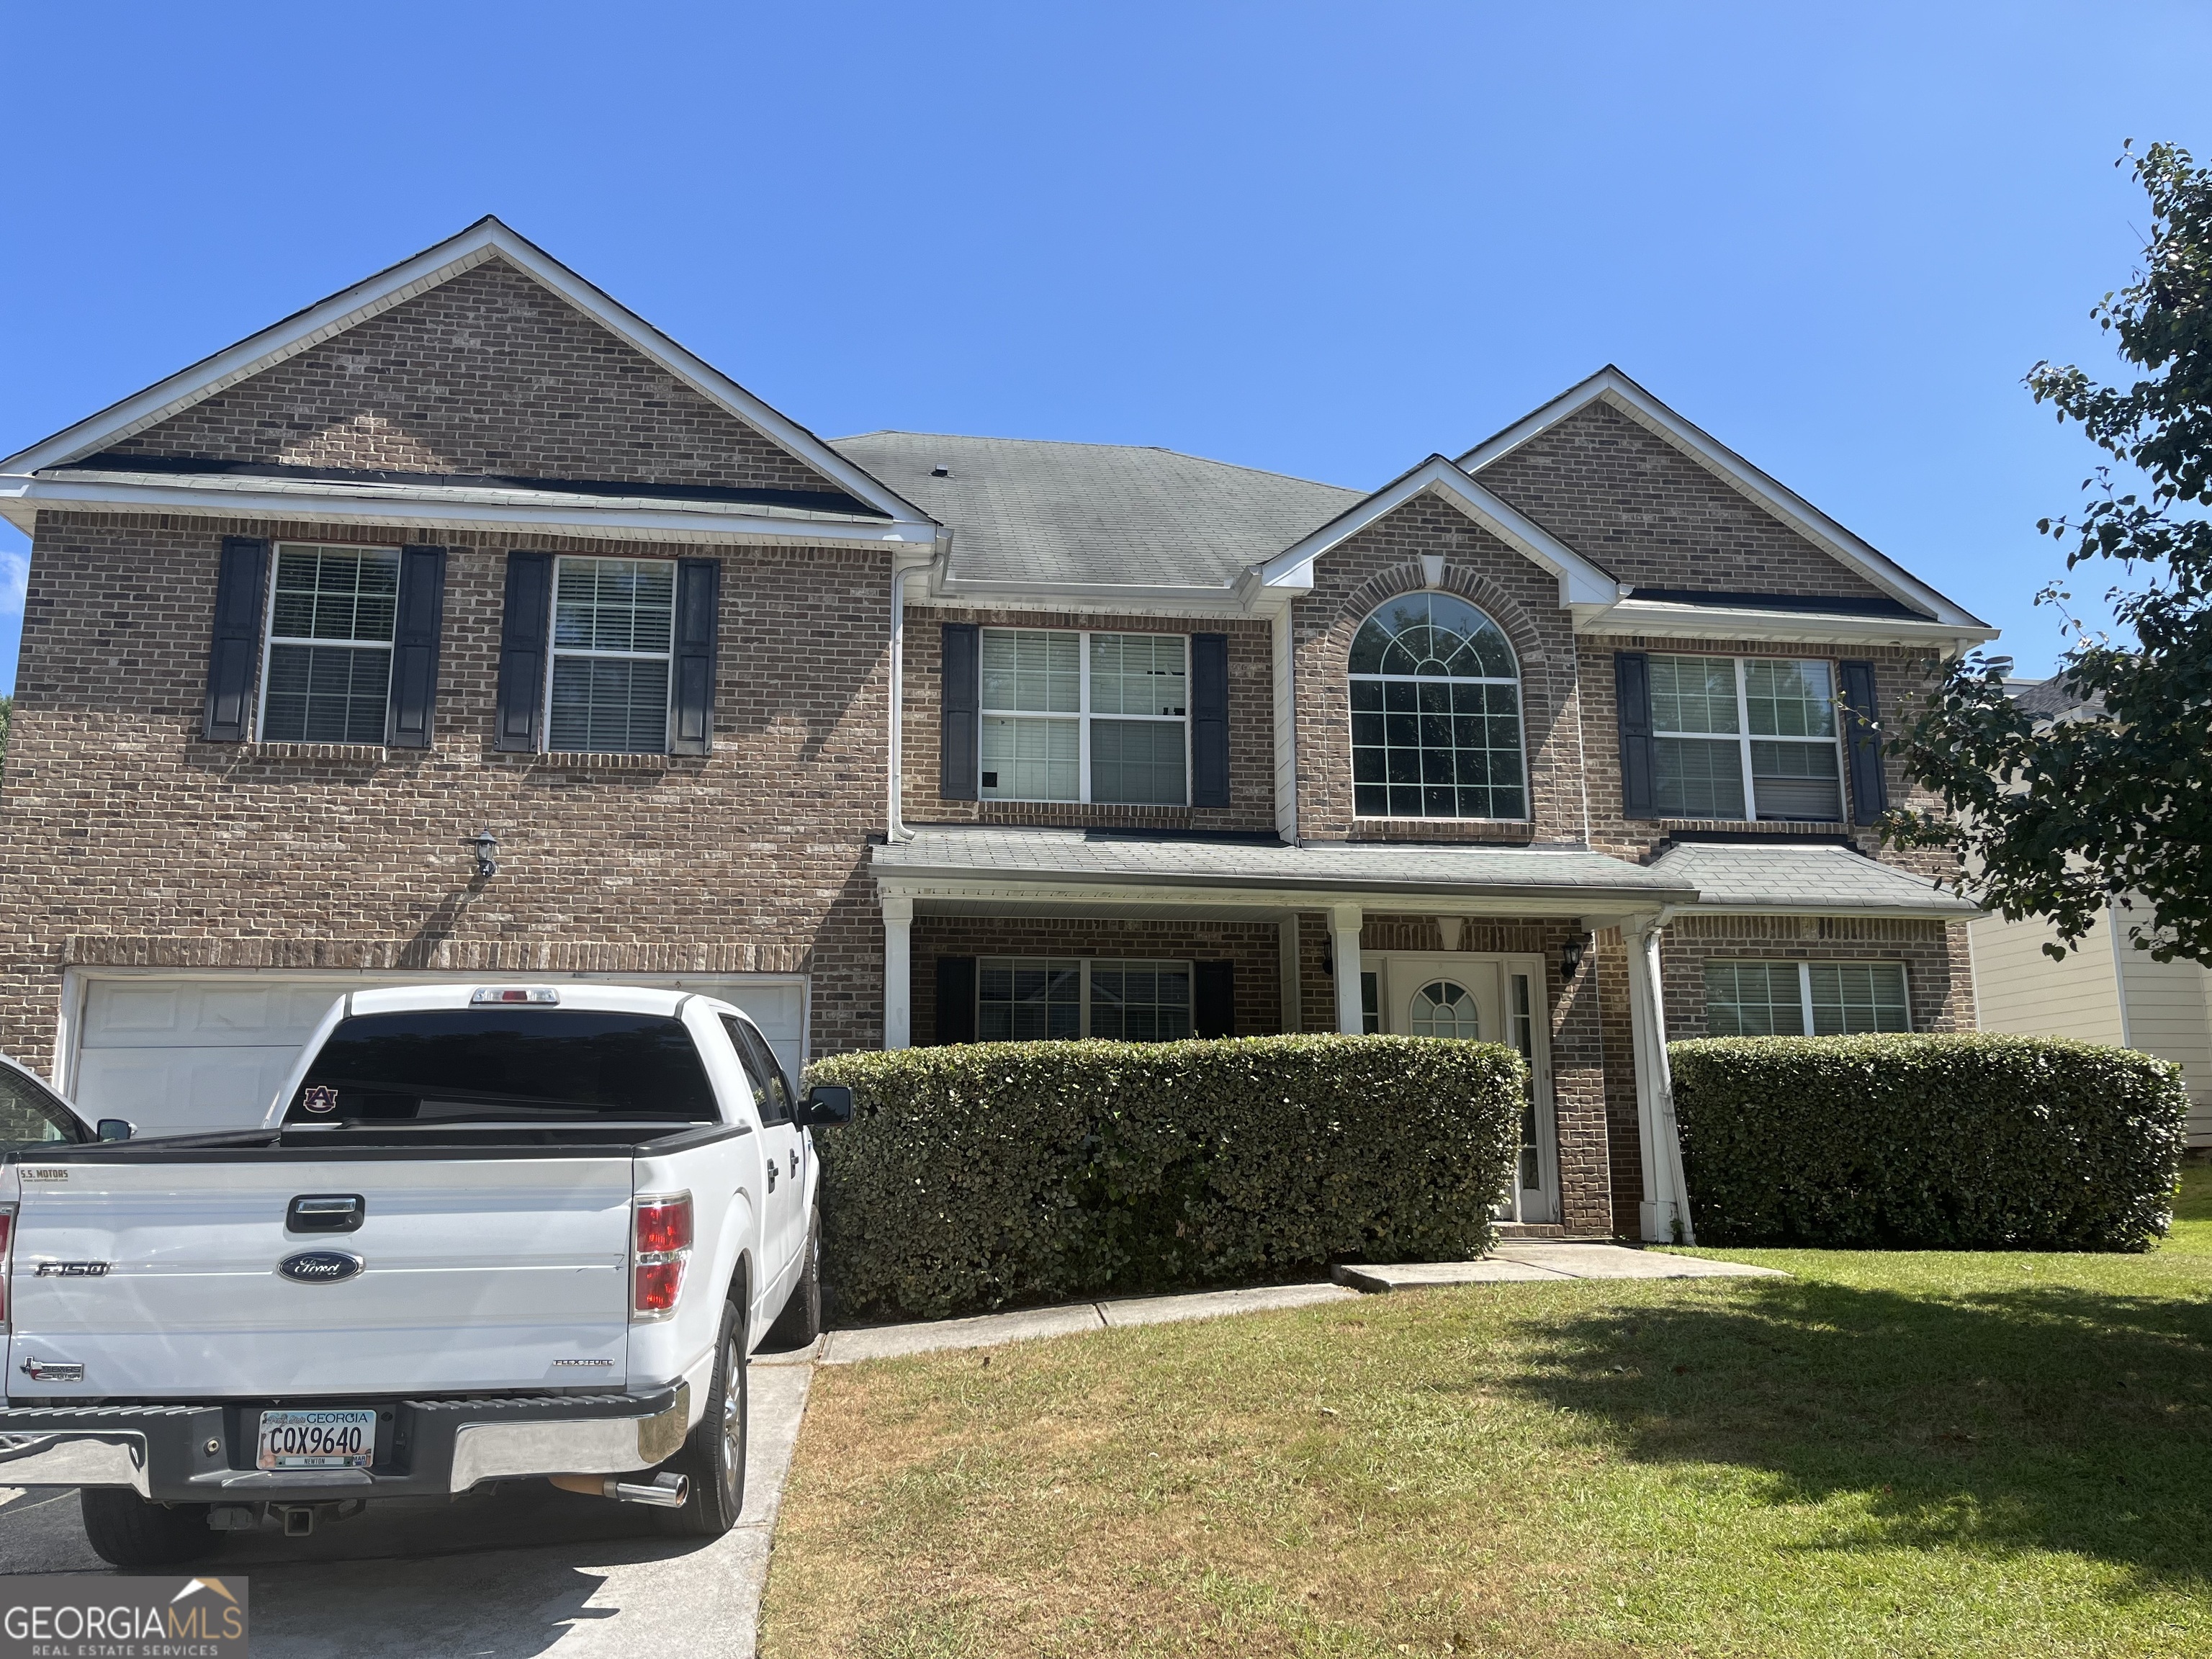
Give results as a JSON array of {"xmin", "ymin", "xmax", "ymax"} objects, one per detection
[{"xmin": 277, "ymin": 1251, "xmax": 364, "ymax": 1285}]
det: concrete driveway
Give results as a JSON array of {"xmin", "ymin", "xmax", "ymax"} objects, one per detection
[{"xmin": 0, "ymin": 1355, "xmax": 814, "ymax": 1658}]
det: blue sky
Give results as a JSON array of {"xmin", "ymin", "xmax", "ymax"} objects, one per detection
[{"xmin": 3, "ymin": 1, "xmax": 2207, "ymax": 693}]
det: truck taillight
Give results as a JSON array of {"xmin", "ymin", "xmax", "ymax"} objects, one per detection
[
  {"xmin": 631, "ymin": 1194, "xmax": 692, "ymax": 1321},
  {"xmin": 0, "ymin": 1205, "xmax": 15, "ymax": 1329}
]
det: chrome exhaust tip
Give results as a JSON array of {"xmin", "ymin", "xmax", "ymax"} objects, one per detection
[{"xmin": 606, "ymin": 1473, "xmax": 688, "ymax": 1508}]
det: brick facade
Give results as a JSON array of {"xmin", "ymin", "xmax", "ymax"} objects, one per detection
[
  {"xmin": 902, "ymin": 605, "xmax": 1276, "ymax": 833},
  {"xmin": 102, "ymin": 259, "xmax": 842, "ymax": 497},
  {"xmin": 0, "ymin": 510, "xmax": 892, "ymax": 1066}
]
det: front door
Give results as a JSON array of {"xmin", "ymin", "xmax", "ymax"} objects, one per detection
[{"xmin": 1377, "ymin": 953, "xmax": 1557, "ymax": 1224}]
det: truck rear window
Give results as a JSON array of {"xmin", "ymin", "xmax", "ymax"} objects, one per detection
[{"xmin": 286, "ymin": 1010, "xmax": 719, "ymax": 1124}]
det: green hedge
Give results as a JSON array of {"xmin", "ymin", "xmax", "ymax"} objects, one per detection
[
  {"xmin": 806, "ymin": 1035, "xmax": 1524, "ymax": 1320},
  {"xmin": 1670, "ymin": 1033, "xmax": 2189, "ymax": 1251}
]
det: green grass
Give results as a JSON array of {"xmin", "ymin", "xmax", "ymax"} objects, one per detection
[{"xmin": 763, "ymin": 1166, "xmax": 2212, "ymax": 1658}]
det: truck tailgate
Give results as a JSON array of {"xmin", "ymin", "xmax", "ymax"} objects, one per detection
[{"xmin": 6, "ymin": 1156, "xmax": 634, "ymax": 1398}]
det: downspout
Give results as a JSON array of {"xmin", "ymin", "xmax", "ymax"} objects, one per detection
[
  {"xmin": 1626, "ymin": 903, "xmax": 1695, "ymax": 1246},
  {"xmin": 886, "ymin": 532, "xmax": 950, "ymax": 844}
]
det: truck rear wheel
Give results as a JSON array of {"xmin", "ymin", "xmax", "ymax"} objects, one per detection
[
  {"xmin": 657, "ymin": 1296, "xmax": 748, "ymax": 1536},
  {"xmin": 80, "ymin": 1490, "xmax": 216, "ymax": 1569},
  {"xmin": 765, "ymin": 1211, "xmax": 822, "ymax": 1349}
]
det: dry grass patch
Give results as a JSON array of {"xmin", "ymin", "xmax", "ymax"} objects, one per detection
[{"xmin": 762, "ymin": 1169, "xmax": 2212, "ymax": 1658}]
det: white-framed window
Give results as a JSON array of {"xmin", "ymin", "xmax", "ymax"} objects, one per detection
[
  {"xmin": 1348, "ymin": 592, "xmax": 1527, "ymax": 820},
  {"xmin": 258, "ymin": 542, "xmax": 400, "ymax": 744},
  {"xmin": 976, "ymin": 958, "xmax": 1193, "ymax": 1041},
  {"xmin": 547, "ymin": 557, "xmax": 675, "ymax": 754},
  {"xmin": 979, "ymin": 629, "xmax": 1189, "ymax": 804},
  {"xmin": 1704, "ymin": 961, "xmax": 1911, "ymax": 1036},
  {"xmin": 1650, "ymin": 655, "xmax": 1845, "ymax": 822}
]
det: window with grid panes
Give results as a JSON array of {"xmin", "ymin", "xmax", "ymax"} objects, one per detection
[
  {"xmin": 977, "ymin": 629, "xmax": 1187, "ymax": 804},
  {"xmin": 976, "ymin": 958, "xmax": 1192, "ymax": 1041},
  {"xmin": 259, "ymin": 544, "xmax": 400, "ymax": 744},
  {"xmin": 1347, "ymin": 593, "xmax": 1526, "ymax": 819},
  {"xmin": 1650, "ymin": 655, "xmax": 1845, "ymax": 821},
  {"xmin": 548, "ymin": 558, "xmax": 674, "ymax": 753},
  {"xmin": 1704, "ymin": 960, "xmax": 1910, "ymax": 1035}
]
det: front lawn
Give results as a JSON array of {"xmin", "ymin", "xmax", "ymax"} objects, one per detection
[{"xmin": 761, "ymin": 1166, "xmax": 2212, "ymax": 1658}]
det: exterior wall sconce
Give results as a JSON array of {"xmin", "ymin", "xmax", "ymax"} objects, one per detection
[
  {"xmin": 1560, "ymin": 933, "xmax": 1589, "ymax": 982},
  {"xmin": 469, "ymin": 830, "xmax": 500, "ymax": 879}
]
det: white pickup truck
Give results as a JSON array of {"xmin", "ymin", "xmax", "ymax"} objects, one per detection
[{"xmin": 0, "ymin": 983, "xmax": 851, "ymax": 1568}]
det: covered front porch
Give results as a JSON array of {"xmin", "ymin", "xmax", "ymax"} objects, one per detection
[{"xmin": 871, "ymin": 828, "xmax": 1701, "ymax": 1241}]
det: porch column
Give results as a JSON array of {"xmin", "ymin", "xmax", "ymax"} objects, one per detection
[
  {"xmin": 1622, "ymin": 912, "xmax": 1696, "ymax": 1244},
  {"xmin": 1331, "ymin": 902, "xmax": 1365, "ymax": 1035},
  {"xmin": 882, "ymin": 894, "xmax": 914, "ymax": 1051}
]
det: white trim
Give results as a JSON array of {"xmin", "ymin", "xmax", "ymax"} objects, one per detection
[
  {"xmin": 1573, "ymin": 596, "xmax": 1995, "ymax": 650},
  {"xmin": 875, "ymin": 872, "xmax": 1693, "ymax": 922},
  {"xmin": 1255, "ymin": 456, "xmax": 1623, "ymax": 609},
  {"xmin": 0, "ymin": 474, "xmax": 936, "ymax": 548},
  {"xmin": 0, "ymin": 217, "xmax": 935, "ymax": 533},
  {"xmin": 1456, "ymin": 367, "xmax": 1988, "ymax": 631}
]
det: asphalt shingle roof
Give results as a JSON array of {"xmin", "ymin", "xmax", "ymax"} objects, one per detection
[
  {"xmin": 1646, "ymin": 842, "xmax": 1979, "ymax": 914},
  {"xmin": 875, "ymin": 827, "xmax": 1694, "ymax": 899},
  {"xmin": 831, "ymin": 432, "xmax": 1362, "ymax": 588},
  {"xmin": 2005, "ymin": 673, "xmax": 2108, "ymax": 721}
]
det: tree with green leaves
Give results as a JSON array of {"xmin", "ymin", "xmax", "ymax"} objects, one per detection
[{"xmin": 1887, "ymin": 141, "xmax": 2212, "ymax": 967}]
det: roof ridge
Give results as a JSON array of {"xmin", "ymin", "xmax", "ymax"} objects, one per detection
[{"xmin": 830, "ymin": 430, "xmax": 1362, "ymax": 493}]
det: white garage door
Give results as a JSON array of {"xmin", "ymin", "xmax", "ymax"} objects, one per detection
[{"xmin": 71, "ymin": 973, "xmax": 810, "ymax": 1136}]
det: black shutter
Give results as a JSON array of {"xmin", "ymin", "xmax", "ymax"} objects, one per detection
[
  {"xmin": 493, "ymin": 552, "xmax": 553, "ymax": 753},
  {"xmin": 1614, "ymin": 652, "xmax": 1656, "ymax": 819},
  {"xmin": 384, "ymin": 545, "xmax": 447, "ymax": 750},
  {"xmin": 1839, "ymin": 659, "xmax": 1888, "ymax": 825},
  {"xmin": 935, "ymin": 956, "xmax": 977, "ymax": 1045},
  {"xmin": 202, "ymin": 536, "xmax": 269, "ymax": 742},
  {"xmin": 1190, "ymin": 632, "xmax": 1230, "ymax": 808},
  {"xmin": 670, "ymin": 558, "xmax": 721, "ymax": 756},
  {"xmin": 1195, "ymin": 961, "xmax": 1236, "ymax": 1038},
  {"xmin": 940, "ymin": 622, "xmax": 980, "ymax": 799}
]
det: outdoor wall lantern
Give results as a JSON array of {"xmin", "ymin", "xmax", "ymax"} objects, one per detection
[
  {"xmin": 1560, "ymin": 933, "xmax": 1589, "ymax": 982},
  {"xmin": 469, "ymin": 830, "xmax": 500, "ymax": 879}
]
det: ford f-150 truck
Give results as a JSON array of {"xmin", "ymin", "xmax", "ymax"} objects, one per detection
[{"xmin": 0, "ymin": 983, "xmax": 851, "ymax": 1568}]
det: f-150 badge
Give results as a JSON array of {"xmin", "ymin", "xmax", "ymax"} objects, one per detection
[
  {"xmin": 33, "ymin": 1261, "xmax": 111, "ymax": 1277},
  {"xmin": 302, "ymin": 1085, "xmax": 340, "ymax": 1114}
]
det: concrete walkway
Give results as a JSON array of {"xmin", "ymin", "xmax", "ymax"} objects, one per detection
[{"xmin": 822, "ymin": 1245, "xmax": 1783, "ymax": 1364}]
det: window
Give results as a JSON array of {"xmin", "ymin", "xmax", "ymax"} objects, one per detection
[
  {"xmin": 1650, "ymin": 655, "xmax": 1845, "ymax": 822},
  {"xmin": 549, "ymin": 557, "xmax": 675, "ymax": 754},
  {"xmin": 721, "ymin": 1014, "xmax": 795, "ymax": 1123},
  {"xmin": 976, "ymin": 958, "xmax": 1192, "ymax": 1041},
  {"xmin": 979, "ymin": 630, "xmax": 1187, "ymax": 804},
  {"xmin": 260, "ymin": 543, "xmax": 400, "ymax": 743},
  {"xmin": 1348, "ymin": 593, "xmax": 1526, "ymax": 819},
  {"xmin": 1408, "ymin": 979, "xmax": 1482, "ymax": 1038},
  {"xmin": 1704, "ymin": 961, "xmax": 1911, "ymax": 1036},
  {"xmin": 0, "ymin": 1065, "xmax": 78, "ymax": 1149}
]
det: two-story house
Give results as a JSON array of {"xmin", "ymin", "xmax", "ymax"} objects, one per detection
[{"xmin": 0, "ymin": 219, "xmax": 1993, "ymax": 1242}]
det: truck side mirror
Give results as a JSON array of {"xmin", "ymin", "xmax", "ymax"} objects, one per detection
[
  {"xmin": 798, "ymin": 1084, "xmax": 853, "ymax": 1127},
  {"xmin": 95, "ymin": 1119, "xmax": 134, "ymax": 1142}
]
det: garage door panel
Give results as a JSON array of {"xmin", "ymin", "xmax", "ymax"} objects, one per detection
[{"xmin": 75, "ymin": 974, "xmax": 811, "ymax": 1136}]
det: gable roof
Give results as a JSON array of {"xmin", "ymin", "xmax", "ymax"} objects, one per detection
[
  {"xmin": 0, "ymin": 217, "xmax": 932, "ymax": 532},
  {"xmin": 1254, "ymin": 454, "xmax": 1625, "ymax": 608},
  {"xmin": 832, "ymin": 431, "xmax": 1359, "ymax": 594},
  {"xmin": 1457, "ymin": 366, "xmax": 1988, "ymax": 631}
]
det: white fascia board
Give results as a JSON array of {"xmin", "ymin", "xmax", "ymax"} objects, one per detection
[
  {"xmin": 1456, "ymin": 367, "xmax": 1989, "ymax": 631},
  {"xmin": 0, "ymin": 217, "xmax": 936, "ymax": 534},
  {"xmin": 1572, "ymin": 597, "xmax": 1998, "ymax": 651},
  {"xmin": 1255, "ymin": 455, "xmax": 1622, "ymax": 608},
  {"xmin": 873, "ymin": 872, "xmax": 1696, "ymax": 919},
  {"xmin": 1690, "ymin": 899, "xmax": 1985, "ymax": 920},
  {"xmin": 0, "ymin": 475, "xmax": 938, "ymax": 549}
]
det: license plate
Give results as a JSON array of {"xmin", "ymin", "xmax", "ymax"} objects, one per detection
[{"xmin": 256, "ymin": 1408, "xmax": 377, "ymax": 1470}]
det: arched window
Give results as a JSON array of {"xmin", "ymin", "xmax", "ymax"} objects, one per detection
[{"xmin": 1348, "ymin": 592, "xmax": 1526, "ymax": 819}]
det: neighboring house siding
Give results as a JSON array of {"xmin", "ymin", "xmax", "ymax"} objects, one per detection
[
  {"xmin": 1290, "ymin": 496, "xmax": 1587, "ymax": 844},
  {"xmin": 1968, "ymin": 911, "xmax": 2125, "ymax": 1047},
  {"xmin": 2116, "ymin": 945, "xmax": 2212, "ymax": 1146},
  {"xmin": 102, "ymin": 258, "xmax": 842, "ymax": 495},
  {"xmin": 1471, "ymin": 399, "xmax": 1893, "ymax": 601},
  {"xmin": 0, "ymin": 511, "xmax": 892, "ymax": 1071},
  {"xmin": 902, "ymin": 605, "xmax": 1275, "ymax": 833}
]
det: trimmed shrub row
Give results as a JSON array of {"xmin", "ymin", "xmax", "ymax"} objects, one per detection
[
  {"xmin": 1669, "ymin": 1033, "xmax": 2188, "ymax": 1251},
  {"xmin": 807, "ymin": 1034, "xmax": 1524, "ymax": 1321}
]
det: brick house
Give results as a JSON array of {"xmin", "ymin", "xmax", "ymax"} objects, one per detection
[{"xmin": 0, "ymin": 219, "xmax": 1993, "ymax": 1240}]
